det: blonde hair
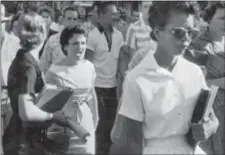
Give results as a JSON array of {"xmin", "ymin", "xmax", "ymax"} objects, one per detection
[{"xmin": 16, "ymin": 11, "xmax": 47, "ymax": 50}]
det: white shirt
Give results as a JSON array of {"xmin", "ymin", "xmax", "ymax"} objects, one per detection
[
  {"xmin": 128, "ymin": 45, "xmax": 155, "ymax": 71},
  {"xmin": 118, "ymin": 53, "xmax": 208, "ymax": 153},
  {"xmin": 87, "ymin": 27, "xmax": 124, "ymax": 88},
  {"xmin": 125, "ymin": 15, "xmax": 156, "ymax": 55},
  {"xmin": 1, "ymin": 32, "xmax": 20, "ymax": 86},
  {"xmin": 40, "ymin": 31, "xmax": 66, "ymax": 74}
]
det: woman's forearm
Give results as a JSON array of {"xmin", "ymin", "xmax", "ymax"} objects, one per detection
[
  {"xmin": 109, "ymin": 115, "xmax": 143, "ymax": 154},
  {"xmin": 207, "ymin": 77, "xmax": 225, "ymax": 89},
  {"xmin": 88, "ymin": 88, "xmax": 99, "ymax": 129},
  {"xmin": 19, "ymin": 94, "xmax": 53, "ymax": 122}
]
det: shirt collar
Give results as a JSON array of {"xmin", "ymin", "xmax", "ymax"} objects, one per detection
[
  {"xmin": 143, "ymin": 52, "xmax": 181, "ymax": 77},
  {"xmin": 97, "ymin": 23, "xmax": 114, "ymax": 33}
]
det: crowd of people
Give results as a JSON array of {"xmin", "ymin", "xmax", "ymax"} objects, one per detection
[{"xmin": 0, "ymin": 1, "xmax": 224, "ymax": 155}]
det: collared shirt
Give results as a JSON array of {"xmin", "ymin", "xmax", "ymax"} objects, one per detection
[
  {"xmin": 80, "ymin": 20, "xmax": 96, "ymax": 37},
  {"xmin": 97, "ymin": 24, "xmax": 114, "ymax": 51},
  {"xmin": 125, "ymin": 15, "xmax": 155, "ymax": 54},
  {"xmin": 118, "ymin": 53, "xmax": 208, "ymax": 148},
  {"xmin": 114, "ymin": 19, "xmax": 131, "ymax": 40},
  {"xmin": 39, "ymin": 31, "xmax": 66, "ymax": 74},
  {"xmin": 128, "ymin": 44, "xmax": 156, "ymax": 71},
  {"xmin": 87, "ymin": 27, "xmax": 124, "ymax": 88},
  {"xmin": 1, "ymin": 32, "xmax": 20, "ymax": 86}
]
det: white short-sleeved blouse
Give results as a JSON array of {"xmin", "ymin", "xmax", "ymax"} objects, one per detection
[{"xmin": 118, "ymin": 52, "xmax": 208, "ymax": 154}]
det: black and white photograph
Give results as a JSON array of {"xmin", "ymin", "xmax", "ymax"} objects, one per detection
[{"xmin": 0, "ymin": 1, "xmax": 224, "ymax": 154}]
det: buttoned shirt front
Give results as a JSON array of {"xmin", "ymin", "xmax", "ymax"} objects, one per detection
[
  {"xmin": 39, "ymin": 31, "xmax": 66, "ymax": 74},
  {"xmin": 119, "ymin": 53, "xmax": 208, "ymax": 140},
  {"xmin": 1, "ymin": 32, "xmax": 20, "ymax": 86},
  {"xmin": 87, "ymin": 27, "xmax": 124, "ymax": 88}
]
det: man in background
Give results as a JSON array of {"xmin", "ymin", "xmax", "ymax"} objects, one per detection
[
  {"xmin": 40, "ymin": 5, "xmax": 80, "ymax": 74},
  {"xmin": 86, "ymin": 2, "xmax": 124, "ymax": 154},
  {"xmin": 0, "ymin": 4, "xmax": 13, "ymax": 155},
  {"xmin": 125, "ymin": 1, "xmax": 156, "ymax": 59},
  {"xmin": 37, "ymin": 5, "xmax": 58, "ymax": 58}
]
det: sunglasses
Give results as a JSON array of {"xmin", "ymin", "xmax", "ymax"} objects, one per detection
[{"xmin": 166, "ymin": 27, "xmax": 200, "ymax": 40}]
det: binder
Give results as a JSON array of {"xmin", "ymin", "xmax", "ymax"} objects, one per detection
[
  {"xmin": 34, "ymin": 84, "xmax": 90, "ymax": 141},
  {"xmin": 186, "ymin": 85, "xmax": 219, "ymax": 149},
  {"xmin": 191, "ymin": 85, "xmax": 219, "ymax": 123},
  {"xmin": 35, "ymin": 84, "xmax": 74, "ymax": 112}
]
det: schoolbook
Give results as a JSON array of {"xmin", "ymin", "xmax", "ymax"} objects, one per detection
[
  {"xmin": 34, "ymin": 84, "xmax": 90, "ymax": 141},
  {"xmin": 186, "ymin": 85, "xmax": 219, "ymax": 148},
  {"xmin": 191, "ymin": 85, "xmax": 219, "ymax": 123},
  {"xmin": 35, "ymin": 84, "xmax": 74, "ymax": 112}
]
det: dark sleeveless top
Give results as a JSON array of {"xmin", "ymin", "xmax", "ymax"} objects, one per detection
[{"xmin": 3, "ymin": 49, "xmax": 45, "ymax": 155}]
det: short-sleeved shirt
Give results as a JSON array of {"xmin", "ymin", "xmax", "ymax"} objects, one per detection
[
  {"xmin": 7, "ymin": 49, "xmax": 44, "ymax": 113},
  {"xmin": 125, "ymin": 15, "xmax": 156, "ymax": 54},
  {"xmin": 1, "ymin": 32, "xmax": 20, "ymax": 86},
  {"xmin": 128, "ymin": 45, "xmax": 154, "ymax": 71},
  {"xmin": 119, "ymin": 53, "xmax": 208, "ymax": 140},
  {"xmin": 87, "ymin": 26, "xmax": 124, "ymax": 88},
  {"xmin": 39, "ymin": 32, "xmax": 66, "ymax": 74}
]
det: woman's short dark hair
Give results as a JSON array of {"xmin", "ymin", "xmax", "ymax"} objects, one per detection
[
  {"xmin": 148, "ymin": 1, "xmax": 200, "ymax": 41},
  {"xmin": 60, "ymin": 26, "xmax": 86, "ymax": 56},
  {"xmin": 203, "ymin": 2, "xmax": 225, "ymax": 23},
  {"xmin": 16, "ymin": 11, "xmax": 47, "ymax": 50}
]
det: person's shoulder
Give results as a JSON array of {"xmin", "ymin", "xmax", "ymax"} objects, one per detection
[
  {"xmin": 88, "ymin": 27, "xmax": 98, "ymax": 36},
  {"xmin": 48, "ymin": 31, "xmax": 61, "ymax": 42},
  {"xmin": 49, "ymin": 29, "xmax": 58, "ymax": 37},
  {"xmin": 129, "ymin": 46, "xmax": 151, "ymax": 70},
  {"xmin": 126, "ymin": 62, "xmax": 147, "ymax": 84},
  {"xmin": 113, "ymin": 27, "xmax": 123, "ymax": 37},
  {"xmin": 180, "ymin": 56, "xmax": 202, "ymax": 74},
  {"xmin": 127, "ymin": 22, "xmax": 136, "ymax": 30},
  {"xmin": 84, "ymin": 59, "xmax": 94, "ymax": 67},
  {"xmin": 9, "ymin": 55, "xmax": 35, "ymax": 75},
  {"xmin": 132, "ymin": 19, "xmax": 142, "ymax": 29}
]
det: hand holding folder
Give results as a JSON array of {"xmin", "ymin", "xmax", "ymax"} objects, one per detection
[
  {"xmin": 186, "ymin": 85, "xmax": 219, "ymax": 148},
  {"xmin": 35, "ymin": 84, "xmax": 90, "ymax": 141}
]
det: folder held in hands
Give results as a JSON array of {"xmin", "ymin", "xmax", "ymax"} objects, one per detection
[
  {"xmin": 35, "ymin": 84, "xmax": 73, "ymax": 112},
  {"xmin": 191, "ymin": 85, "xmax": 219, "ymax": 123}
]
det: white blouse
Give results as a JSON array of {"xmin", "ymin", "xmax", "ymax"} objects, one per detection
[{"xmin": 118, "ymin": 52, "xmax": 208, "ymax": 154}]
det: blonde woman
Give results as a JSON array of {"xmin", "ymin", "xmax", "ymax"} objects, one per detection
[{"xmin": 3, "ymin": 12, "xmax": 70, "ymax": 155}]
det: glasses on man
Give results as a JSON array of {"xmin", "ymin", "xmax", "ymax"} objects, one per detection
[{"xmin": 166, "ymin": 27, "xmax": 200, "ymax": 40}]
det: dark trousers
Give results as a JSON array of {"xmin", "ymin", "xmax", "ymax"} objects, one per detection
[{"xmin": 95, "ymin": 87, "xmax": 118, "ymax": 155}]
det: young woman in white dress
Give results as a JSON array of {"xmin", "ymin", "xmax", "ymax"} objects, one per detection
[
  {"xmin": 110, "ymin": 2, "xmax": 219, "ymax": 154},
  {"xmin": 45, "ymin": 26, "xmax": 98, "ymax": 155}
]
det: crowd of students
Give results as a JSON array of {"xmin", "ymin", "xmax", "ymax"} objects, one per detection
[{"xmin": 0, "ymin": 1, "xmax": 224, "ymax": 155}]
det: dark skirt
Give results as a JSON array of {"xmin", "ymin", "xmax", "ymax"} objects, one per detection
[{"xmin": 2, "ymin": 114, "xmax": 45, "ymax": 155}]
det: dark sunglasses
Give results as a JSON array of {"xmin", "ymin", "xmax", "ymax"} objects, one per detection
[{"xmin": 167, "ymin": 27, "xmax": 200, "ymax": 40}]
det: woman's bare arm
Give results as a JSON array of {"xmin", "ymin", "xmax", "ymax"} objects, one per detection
[
  {"xmin": 18, "ymin": 94, "xmax": 53, "ymax": 121},
  {"xmin": 87, "ymin": 87, "xmax": 99, "ymax": 129},
  {"xmin": 110, "ymin": 114, "xmax": 142, "ymax": 154}
]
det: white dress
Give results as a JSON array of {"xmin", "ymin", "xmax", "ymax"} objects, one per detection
[
  {"xmin": 118, "ymin": 53, "xmax": 207, "ymax": 154},
  {"xmin": 45, "ymin": 60, "xmax": 98, "ymax": 155}
]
